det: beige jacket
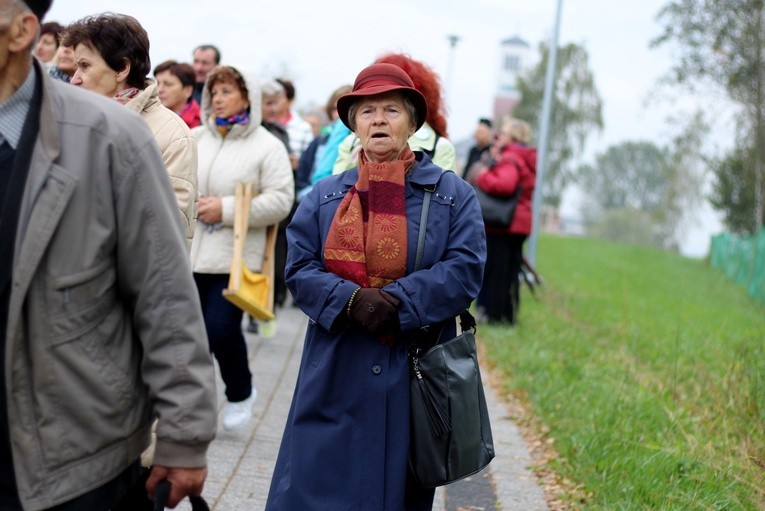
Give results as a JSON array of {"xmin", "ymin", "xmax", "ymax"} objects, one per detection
[
  {"xmin": 190, "ymin": 70, "xmax": 293, "ymax": 273},
  {"xmin": 7, "ymin": 62, "xmax": 216, "ymax": 511},
  {"xmin": 127, "ymin": 80, "xmax": 198, "ymax": 248}
]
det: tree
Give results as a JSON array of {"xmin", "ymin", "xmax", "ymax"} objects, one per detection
[
  {"xmin": 513, "ymin": 42, "xmax": 603, "ymax": 211},
  {"xmin": 710, "ymin": 146, "xmax": 760, "ymax": 234},
  {"xmin": 578, "ymin": 141, "xmax": 670, "ymax": 215},
  {"xmin": 664, "ymin": 110, "xmax": 710, "ymax": 239},
  {"xmin": 652, "ymin": 0, "xmax": 765, "ymax": 232},
  {"xmin": 578, "ymin": 141, "xmax": 674, "ymax": 247},
  {"xmin": 578, "ymin": 129, "xmax": 707, "ymax": 249}
]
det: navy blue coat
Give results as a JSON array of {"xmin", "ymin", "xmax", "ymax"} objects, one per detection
[{"xmin": 266, "ymin": 153, "xmax": 486, "ymax": 511}]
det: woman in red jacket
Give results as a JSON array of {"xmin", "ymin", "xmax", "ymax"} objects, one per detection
[{"xmin": 474, "ymin": 118, "xmax": 537, "ymax": 324}]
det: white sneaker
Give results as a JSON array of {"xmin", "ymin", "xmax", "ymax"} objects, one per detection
[
  {"xmin": 259, "ymin": 320, "xmax": 277, "ymax": 339},
  {"xmin": 222, "ymin": 390, "xmax": 257, "ymax": 430}
]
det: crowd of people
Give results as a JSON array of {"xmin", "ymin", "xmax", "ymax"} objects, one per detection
[{"xmin": 0, "ymin": 0, "xmax": 538, "ymax": 509}]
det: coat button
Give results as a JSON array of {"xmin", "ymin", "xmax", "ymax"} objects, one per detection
[{"xmin": 372, "ymin": 364, "xmax": 382, "ymax": 375}]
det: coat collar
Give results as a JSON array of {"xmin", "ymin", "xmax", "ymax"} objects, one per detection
[
  {"xmin": 337, "ymin": 151, "xmax": 443, "ymax": 188},
  {"xmin": 125, "ymin": 79, "xmax": 159, "ymax": 116}
]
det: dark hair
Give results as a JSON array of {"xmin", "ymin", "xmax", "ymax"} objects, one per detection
[
  {"xmin": 206, "ymin": 65, "xmax": 248, "ymax": 99},
  {"xmin": 478, "ymin": 117, "xmax": 493, "ymax": 129},
  {"xmin": 62, "ymin": 13, "xmax": 150, "ymax": 90},
  {"xmin": 40, "ymin": 21, "xmax": 64, "ymax": 45},
  {"xmin": 153, "ymin": 60, "xmax": 195, "ymax": 88},
  {"xmin": 194, "ymin": 44, "xmax": 221, "ymax": 64},
  {"xmin": 275, "ymin": 78, "xmax": 295, "ymax": 101}
]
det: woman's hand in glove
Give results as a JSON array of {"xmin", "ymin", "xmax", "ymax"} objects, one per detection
[{"xmin": 348, "ymin": 288, "xmax": 401, "ymax": 336}]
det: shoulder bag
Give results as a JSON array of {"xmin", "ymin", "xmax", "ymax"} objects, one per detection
[
  {"xmin": 474, "ymin": 184, "xmax": 521, "ymax": 228},
  {"xmin": 407, "ymin": 182, "xmax": 495, "ymax": 488}
]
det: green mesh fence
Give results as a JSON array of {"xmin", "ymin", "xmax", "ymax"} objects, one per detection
[{"xmin": 710, "ymin": 229, "xmax": 765, "ymax": 305}]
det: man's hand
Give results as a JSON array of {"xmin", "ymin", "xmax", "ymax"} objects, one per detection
[{"xmin": 146, "ymin": 465, "xmax": 207, "ymax": 508}]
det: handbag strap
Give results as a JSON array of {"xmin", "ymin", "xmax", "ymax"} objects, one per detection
[
  {"xmin": 414, "ymin": 184, "xmax": 434, "ymax": 272},
  {"xmin": 458, "ymin": 309, "xmax": 477, "ymax": 333},
  {"xmin": 413, "ymin": 173, "xmax": 475, "ymax": 335}
]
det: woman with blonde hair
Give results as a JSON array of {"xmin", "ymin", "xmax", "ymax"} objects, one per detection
[{"xmin": 473, "ymin": 117, "xmax": 537, "ymax": 324}]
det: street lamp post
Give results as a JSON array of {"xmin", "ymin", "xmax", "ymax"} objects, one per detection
[
  {"xmin": 445, "ymin": 34, "xmax": 461, "ymax": 108},
  {"xmin": 527, "ymin": 0, "xmax": 563, "ymax": 268}
]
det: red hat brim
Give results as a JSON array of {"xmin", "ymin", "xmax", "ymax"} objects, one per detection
[{"xmin": 336, "ymin": 64, "xmax": 428, "ymax": 132}]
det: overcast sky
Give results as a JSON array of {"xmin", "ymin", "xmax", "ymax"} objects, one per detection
[{"xmin": 45, "ymin": 0, "xmax": 729, "ymax": 257}]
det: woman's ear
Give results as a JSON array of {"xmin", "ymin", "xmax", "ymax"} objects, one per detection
[{"xmin": 115, "ymin": 58, "xmax": 131, "ymax": 85}]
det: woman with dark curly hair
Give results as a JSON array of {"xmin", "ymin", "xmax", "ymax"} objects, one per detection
[
  {"xmin": 63, "ymin": 13, "xmax": 198, "ymax": 249},
  {"xmin": 332, "ymin": 52, "xmax": 457, "ymax": 174}
]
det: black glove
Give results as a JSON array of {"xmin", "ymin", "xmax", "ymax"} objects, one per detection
[{"xmin": 349, "ymin": 288, "xmax": 401, "ymax": 335}]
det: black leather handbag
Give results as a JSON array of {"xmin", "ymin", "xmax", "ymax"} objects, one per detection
[
  {"xmin": 474, "ymin": 185, "xmax": 521, "ymax": 227},
  {"xmin": 409, "ymin": 311, "xmax": 495, "ymax": 487},
  {"xmin": 407, "ymin": 184, "xmax": 495, "ymax": 487}
]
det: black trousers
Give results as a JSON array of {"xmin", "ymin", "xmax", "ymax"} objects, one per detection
[
  {"xmin": 0, "ymin": 460, "xmax": 144, "ymax": 511},
  {"xmin": 194, "ymin": 273, "xmax": 252, "ymax": 402},
  {"xmin": 482, "ymin": 233, "xmax": 527, "ymax": 324}
]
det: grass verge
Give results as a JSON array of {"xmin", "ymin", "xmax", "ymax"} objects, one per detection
[{"xmin": 479, "ymin": 234, "xmax": 765, "ymax": 510}]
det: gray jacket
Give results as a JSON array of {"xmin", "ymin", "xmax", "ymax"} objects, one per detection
[{"xmin": 6, "ymin": 63, "xmax": 217, "ymax": 511}]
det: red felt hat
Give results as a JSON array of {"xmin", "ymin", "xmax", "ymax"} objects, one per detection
[{"xmin": 337, "ymin": 63, "xmax": 428, "ymax": 131}]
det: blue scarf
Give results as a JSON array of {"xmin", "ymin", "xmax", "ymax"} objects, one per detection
[{"xmin": 215, "ymin": 109, "xmax": 250, "ymax": 136}]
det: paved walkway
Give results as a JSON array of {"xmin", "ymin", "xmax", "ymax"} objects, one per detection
[{"xmin": 174, "ymin": 304, "xmax": 548, "ymax": 510}]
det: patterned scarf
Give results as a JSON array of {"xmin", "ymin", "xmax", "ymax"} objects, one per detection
[
  {"xmin": 324, "ymin": 147, "xmax": 415, "ymax": 288},
  {"xmin": 113, "ymin": 87, "xmax": 140, "ymax": 105},
  {"xmin": 215, "ymin": 109, "xmax": 250, "ymax": 136}
]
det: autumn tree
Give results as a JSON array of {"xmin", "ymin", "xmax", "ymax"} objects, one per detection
[
  {"xmin": 578, "ymin": 114, "xmax": 707, "ymax": 249},
  {"xmin": 578, "ymin": 141, "xmax": 674, "ymax": 247},
  {"xmin": 513, "ymin": 42, "xmax": 603, "ymax": 211},
  {"xmin": 652, "ymin": 0, "xmax": 765, "ymax": 233}
]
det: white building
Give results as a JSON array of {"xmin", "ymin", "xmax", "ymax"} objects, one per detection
[{"xmin": 493, "ymin": 35, "xmax": 531, "ymax": 123}]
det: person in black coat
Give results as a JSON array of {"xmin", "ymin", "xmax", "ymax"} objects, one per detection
[{"xmin": 461, "ymin": 117, "xmax": 493, "ymax": 178}]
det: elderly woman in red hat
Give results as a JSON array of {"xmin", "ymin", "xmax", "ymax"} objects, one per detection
[{"xmin": 266, "ymin": 63, "xmax": 486, "ymax": 510}]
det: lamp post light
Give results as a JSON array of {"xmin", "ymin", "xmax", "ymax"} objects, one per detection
[{"xmin": 445, "ymin": 34, "xmax": 461, "ymax": 108}]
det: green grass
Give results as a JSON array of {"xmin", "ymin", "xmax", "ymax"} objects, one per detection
[{"xmin": 479, "ymin": 234, "xmax": 765, "ymax": 510}]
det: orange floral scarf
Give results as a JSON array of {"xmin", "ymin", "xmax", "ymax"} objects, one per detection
[{"xmin": 324, "ymin": 147, "xmax": 415, "ymax": 288}]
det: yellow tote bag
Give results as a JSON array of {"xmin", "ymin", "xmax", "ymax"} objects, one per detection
[{"xmin": 222, "ymin": 181, "xmax": 277, "ymax": 321}]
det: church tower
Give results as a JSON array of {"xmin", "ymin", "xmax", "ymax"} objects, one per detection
[{"xmin": 493, "ymin": 35, "xmax": 530, "ymax": 122}]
